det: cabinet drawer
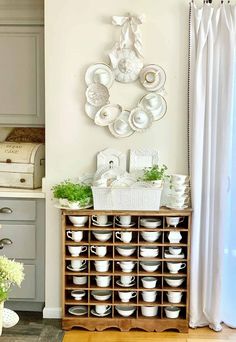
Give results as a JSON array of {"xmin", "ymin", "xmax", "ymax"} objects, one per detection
[
  {"xmin": 0, "ymin": 172, "xmax": 34, "ymax": 189},
  {"xmin": 0, "ymin": 199, "xmax": 36, "ymax": 221},
  {"xmin": 10, "ymin": 265, "xmax": 35, "ymax": 299},
  {"xmin": 0, "ymin": 224, "xmax": 35, "ymax": 259}
]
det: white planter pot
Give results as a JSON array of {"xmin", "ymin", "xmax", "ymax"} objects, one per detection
[{"xmin": 152, "ymin": 180, "xmax": 163, "ymax": 187}]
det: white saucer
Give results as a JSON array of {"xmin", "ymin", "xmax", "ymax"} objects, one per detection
[
  {"xmin": 68, "ymin": 306, "xmax": 88, "ymax": 316},
  {"xmin": 115, "ymin": 222, "xmax": 136, "ymax": 228},
  {"xmin": 164, "ymin": 252, "xmax": 185, "ymax": 259},
  {"xmin": 91, "ymin": 309, "xmax": 111, "ymax": 317},
  {"xmin": 67, "ymin": 265, "xmax": 87, "ymax": 272},
  {"xmin": 92, "ymin": 221, "xmax": 113, "ymax": 227},
  {"xmin": 116, "ymin": 280, "xmax": 135, "ymax": 288}
]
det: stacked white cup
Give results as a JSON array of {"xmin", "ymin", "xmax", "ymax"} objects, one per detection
[{"xmin": 166, "ymin": 174, "xmax": 190, "ymax": 209}]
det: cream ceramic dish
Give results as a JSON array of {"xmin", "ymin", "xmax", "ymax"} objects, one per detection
[
  {"xmin": 109, "ymin": 110, "xmax": 135, "ymax": 138},
  {"xmin": 85, "ymin": 63, "xmax": 114, "ymax": 88},
  {"xmin": 164, "ymin": 306, "xmax": 181, "ymax": 319},
  {"xmin": 116, "ymin": 246, "xmax": 137, "ymax": 257},
  {"xmin": 91, "ymin": 290, "xmax": 112, "ymax": 301},
  {"xmin": 92, "ymin": 231, "xmax": 112, "ymax": 242},
  {"xmin": 140, "ymin": 261, "xmax": 161, "ymax": 272},
  {"xmin": 95, "ymin": 104, "xmax": 122, "ymax": 126},
  {"xmin": 85, "ymin": 102, "xmax": 103, "ymax": 120},
  {"xmin": 139, "ymin": 64, "xmax": 166, "ymax": 92},
  {"xmin": 164, "ymin": 277, "xmax": 185, "ymax": 287},
  {"xmin": 139, "ymin": 93, "xmax": 167, "ymax": 121},
  {"xmin": 140, "ymin": 218, "xmax": 162, "ymax": 228},
  {"xmin": 86, "ymin": 83, "xmax": 110, "ymax": 107},
  {"xmin": 129, "ymin": 107, "xmax": 153, "ymax": 131},
  {"xmin": 115, "ymin": 305, "xmax": 136, "ymax": 317},
  {"xmin": 71, "ymin": 290, "xmax": 86, "ymax": 301}
]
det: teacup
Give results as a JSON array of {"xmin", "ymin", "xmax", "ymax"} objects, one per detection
[
  {"xmin": 141, "ymin": 277, "xmax": 158, "ymax": 289},
  {"xmin": 170, "ymin": 174, "xmax": 190, "ymax": 185},
  {"xmin": 167, "ymin": 291, "xmax": 182, "ymax": 304},
  {"xmin": 72, "ymin": 275, "xmax": 87, "ymax": 285},
  {"xmin": 117, "ymin": 261, "xmax": 136, "ymax": 273},
  {"xmin": 94, "ymin": 260, "xmax": 110, "ymax": 272},
  {"xmin": 68, "ymin": 245, "xmax": 87, "ymax": 257},
  {"xmin": 168, "ymin": 246, "xmax": 182, "ymax": 255},
  {"xmin": 68, "ymin": 215, "xmax": 88, "ymax": 227},
  {"xmin": 141, "ymin": 231, "xmax": 161, "ymax": 242},
  {"xmin": 141, "ymin": 291, "xmax": 157, "ymax": 303},
  {"xmin": 118, "ymin": 291, "xmax": 137, "ymax": 302},
  {"xmin": 95, "ymin": 275, "xmax": 111, "ymax": 287},
  {"xmin": 164, "ymin": 306, "xmax": 181, "ymax": 318},
  {"xmin": 95, "ymin": 304, "xmax": 111, "ymax": 315},
  {"xmin": 120, "ymin": 275, "xmax": 135, "ymax": 286},
  {"xmin": 66, "ymin": 230, "xmax": 83, "ymax": 242},
  {"xmin": 115, "ymin": 215, "xmax": 131, "ymax": 226},
  {"xmin": 116, "ymin": 231, "xmax": 132, "ymax": 243},
  {"xmin": 144, "ymin": 93, "xmax": 161, "ymax": 108},
  {"xmin": 167, "ymin": 262, "xmax": 186, "ymax": 274},
  {"xmin": 141, "ymin": 306, "xmax": 158, "ymax": 317},
  {"xmin": 166, "ymin": 217, "xmax": 184, "ymax": 227},
  {"xmin": 70, "ymin": 259, "xmax": 86, "ymax": 270},
  {"xmin": 93, "ymin": 70, "xmax": 109, "ymax": 85},
  {"xmin": 91, "ymin": 245, "xmax": 107, "ymax": 257},
  {"xmin": 168, "ymin": 231, "xmax": 182, "ymax": 243},
  {"xmin": 169, "ymin": 195, "xmax": 189, "ymax": 207},
  {"xmin": 92, "ymin": 215, "xmax": 108, "ymax": 226}
]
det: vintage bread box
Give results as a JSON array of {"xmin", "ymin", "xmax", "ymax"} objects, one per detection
[{"xmin": 0, "ymin": 142, "xmax": 45, "ymax": 189}]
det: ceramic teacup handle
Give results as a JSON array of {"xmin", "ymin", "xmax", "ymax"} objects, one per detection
[
  {"xmin": 180, "ymin": 263, "xmax": 186, "ymax": 270},
  {"xmin": 179, "ymin": 218, "xmax": 184, "ymax": 223},
  {"xmin": 66, "ymin": 231, "xmax": 73, "ymax": 240},
  {"xmin": 90, "ymin": 246, "xmax": 97, "ymax": 254},
  {"xmin": 104, "ymin": 305, "xmax": 111, "ymax": 313},
  {"xmin": 115, "ymin": 232, "xmax": 122, "ymax": 241},
  {"xmin": 115, "ymin": 217, "xmax": 121, "ymax": 223},
  {"xmin": 131, "ymin": 292, "xmax": 137, "ymax": 298},
  {"xmin": 80, "ymin": 260, "xmax": 86, "ymax": 267},
  {"xmin": 81, "ymin": 246, "xmax": 87, "ymax": 253},
  {"xmin": 92, "ymin": 215, "xmax": 98, "ymax": 224}
]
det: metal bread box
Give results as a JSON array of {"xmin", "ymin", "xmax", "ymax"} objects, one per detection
[{"xmin": 0, "ymin": 142, "xmax": 45, "ymax": 189}]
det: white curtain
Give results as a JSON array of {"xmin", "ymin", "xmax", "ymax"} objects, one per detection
[{"xmin": 189, "ymin": 2, "xmax": 236, "ymax": 331}]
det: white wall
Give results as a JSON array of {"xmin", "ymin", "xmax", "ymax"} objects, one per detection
[{"xmin": 44, "ymin": 0, "xmax": 189, "ymax": 317}]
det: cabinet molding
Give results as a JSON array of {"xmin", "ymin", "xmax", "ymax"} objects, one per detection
[{"xmin": 0, "ymin": 0, "xmax": 43, "ymax": 25}]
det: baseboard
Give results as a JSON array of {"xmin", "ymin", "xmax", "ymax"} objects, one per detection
[{"xmin": 43, "ymin": 307, "xmax": 62, "ymax": 318}]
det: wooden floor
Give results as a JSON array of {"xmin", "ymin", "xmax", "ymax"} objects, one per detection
[{"xmin": 63, "ymin": 326, "xmax": 236, "ymax": 342}]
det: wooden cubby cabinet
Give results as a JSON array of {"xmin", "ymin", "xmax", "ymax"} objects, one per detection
[{"xmin": 61, "ymin": 208, "xmax": 192, "ymax": 332}]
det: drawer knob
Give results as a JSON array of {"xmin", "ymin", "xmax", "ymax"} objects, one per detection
[
  {"xmin": 20, "ymin": 178, "xmax": 26, "ymax": 183},
  {"xmin": 0, "ymin": 207, "xmax": 13, "ymax": 214},
  {"xmin": 0, "ymin": 238, "xmax": 12, "ymax": 250}
]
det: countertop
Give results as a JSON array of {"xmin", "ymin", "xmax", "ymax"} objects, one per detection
[{"xmin": 0, "ymin": 187, "xmax": 45, "ymax": 198}]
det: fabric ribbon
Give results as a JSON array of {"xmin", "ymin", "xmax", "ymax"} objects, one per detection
[{"xmin": 111, "ymin": 14, "xmax": 145, "ymax": 58}]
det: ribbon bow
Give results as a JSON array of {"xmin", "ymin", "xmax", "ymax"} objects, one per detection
[{"xmin": 111, "ymin": 14, "xmax": 145, "ymax": 58}]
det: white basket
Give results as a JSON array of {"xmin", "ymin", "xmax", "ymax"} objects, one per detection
[{"xmin": 92, "ymin": 186, "xmax": 162, "ymax": 211}]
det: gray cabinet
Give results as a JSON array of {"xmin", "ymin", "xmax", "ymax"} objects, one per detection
[
  {"xmin": 0, "ymin": 198, "xmax": 45, "ymax": 311},
  {"xmin": 0, "ymin": 26, "xmax": 44, "ymax": 126}
]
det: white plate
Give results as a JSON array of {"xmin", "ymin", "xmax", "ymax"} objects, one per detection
[
  {"xmin": 95, "ymin": 104, "xmax": 122, "ymax": 126},
  {"xmin": 129, "ymin": 107, "xmax": 153, "ymax": 132},
  {"xmin": 109, "ymin": 110, "xmax": 135, "ymax": 138},
  {"xmin": 115, "ymin": 222, "xmax": 136, "ymax": 228},
  {"xmin": 86, "ymin": 83, "xmax": 110, "ymax": 107},
  {"xmin": 164, "ymin": 252, "xmax": 185, "ymax": 259},
  {"xmin": 91, "ymin": 309, "xmax": 111, "ymax": 317},
  {"xmin": 85, "ymin": 102, "xmax": 103, "ymax": 120},
  {"xmin": 85, "ymin": 63, "xmax": 114, "ymax": 88},
  {"xmin": 139, "ymin": 94, "xmax": 167, "ymax": 121},
  {"xmin": 97, "ymin": 148, "xmax": 126, "ymax": 171},
  {"xmin": 92, "ymin": 221, "xmax": 113, "ymax": 227},
  {"xmin": 139, "ymin": 64, "xmax": 166, "ymax": 92},
  {"xmin": 68, "ymin": 306, "xmax": 88, "ymax": 316},
  {"xmin": 54, "ymin": 203, "xmax": 93, "ymax": 210},
  {"xmin": 67, "ymin": 265, "xmax": 87, "ymax": 272},
  {"xmin": 116, "ymin": 280, "xmax": 136, "ymax": 288}
]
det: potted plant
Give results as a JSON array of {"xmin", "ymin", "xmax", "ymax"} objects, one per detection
[
  {"xmin": 52, "ymin": 180, "xmax": 93, "ymax": 209},
  {"xmin": 140, "ymin": 164, "xmax": 168, "ymax": 187},
  {"xmin": 0, "ymin": 256, "xmax": 24, "ymax": 335}
]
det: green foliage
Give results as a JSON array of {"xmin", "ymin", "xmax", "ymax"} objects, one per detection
[
  {"xmin": 52, "ymin": 180, "xmax": 92, "ymax": 206},
  {"xmin": 141, "ymin": 164, "xmax": 168, "ymax": 181}
]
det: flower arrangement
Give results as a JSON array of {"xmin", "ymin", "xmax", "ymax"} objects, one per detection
[{"xmin": 0, "ymin": 256, "xmax": 24, "ymax": 302}]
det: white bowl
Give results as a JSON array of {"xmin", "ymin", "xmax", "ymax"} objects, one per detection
[
  {"xmin": 140, "ymin": 261, "xmax": 161, "ymax": 272},
  {"xmin": 141, "ymin": 306, "xmax": 158, "ymax": 317},
  {"xmin": 140, "ymin": 246, "xmax": 159, "ymax": 258},
  {"xmin": 141, "ymin": 277, "xmax": 158, "ymax": 289},
  {"xmin": 164, "ymin": 306, "xmax": 181, "ymax": 318},
  {"xmin": 164, "ymin": 277, "xmax": 184, "ymax": 287},
  {"xmin": 116, "ymin": 246, "xmax": 136, "ymax": 257},
  {"xmin": 91, "ymin": 290, "xmax": 112, "ymax": 301},
  {"xmin": 169, "ymin": 247, "xmax": 182, "ymax": 255},
  {"xmin": 72, "ymin": 276, "xmax": 87, "ymax": 285},
  {"xmin": 115, "ymin": 305, "xmax": 136, "ymax": 317},
  {"xmin": 71, "ymin": 290, "xmax": 86, "ymax": 300},
  {"xmin": 92, "ymin": 231, "xmax": 112, "ymax": 242},
  {"xmin": 141, "ymin": 231, "xmax": 161, "ymax": 242},
  {"xmin": 68, "ymin": 215, "xmax": 88, "ymax": 226},
  {"xmin": 140, "ymin": 218, "xmax": 162, "ymax": 228},
  {"xmin": 167, "ymin": 294, "xmax": 182, "ymax": 304}
]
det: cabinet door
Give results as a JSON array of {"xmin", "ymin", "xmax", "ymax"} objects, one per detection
[
  {"xmin": 0, "ymin": 26, "xmax": 44, "ymax": 126},
  {"xmin": 9, "ymin": 264, "xmax": 36, "ymax": 299}
]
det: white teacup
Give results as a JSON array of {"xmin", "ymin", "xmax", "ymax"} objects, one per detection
[
  {"xmin": 116, "ymin": 231, "xmax": 132, "ymax": 243},
  {"xmin": 92, "ymin": 215, "xmax": 108, "ymax": 226},
  {"xmin": 91, "ymin": 245, "xmax": 107, "ymax": 257},
  {"xmin": 118, "ymin": 291, "xmax": 137, "ymax": 303},
  {"xmin": 141, "ymin": 277, "xmax": 158, "ymax": 289},
  {"xmin": 141, "ymin": 306, "xmax": 158, "ymax": 317},
  {"xmin": 144, "ymin": 93, "xmax": 161, "ymax": 108},
  {"xmin": 93, "ymin": 70, "xmax": 109, "ymax": 85},
  {"xmin": 72, "ymin": 275, "xmax": 87, "ymax": 285},
  {"xmin": 120, "ymin": 275, "xmax": 135, "ymax": 286},
  {"xmin": 68, "ymin": 215, "xmax": 88, "ymax": 226},
  {"xmin": 141, "ymin": 231, "xmax": 161, "ymax": 242},
  {"xmin": 95, "ymin": 275, "xmax": 111, "ymax": 287},
  {"xmin": 117, "ymin": 261, "xmax": 136, "ymax": 273},
  {"xmin": 169, "ymin": 195, "xmax": 189, "ymax": 207},
  {"xmin": 171, "ymin": 174, "xmax": 190, "ymax": 185},
  {"xmin": 70, "ymin": 259, "xmax": 86, "ymax": 270},
  {"xmin": 166, "ymin": 217, "xmax": 184, "ymax": 227},
  {"xmin": 68, "ymin": 245, "xmax": 87, "ymax": 257},
  {"xmin": 95, "ymin": 304, "xmax": 111, "ymax": 315},
  {"xmin": 167, "ymin": 291, "xmax": 182, "ymax": 304},
  {"xmin": 67, "ymin": 230, "xmax": 83, "ymax": 242},
  {"xmin": 115, "ymin": 215, "xmax": 131, "ymax": 226},
  {"xmin": 141, "ymin": 291, "xmax": 157, "ymax": 303},
  {"xmin": 168, "ymin": 246, "xmax": 182, "ymax": 255},
  {"xmin": 167, "ymin": 262, "xmax": 186, "ymax": 274},
  {"xmin": 94, "ymin": 260, "xmax": 110, "ymax": 272}
]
